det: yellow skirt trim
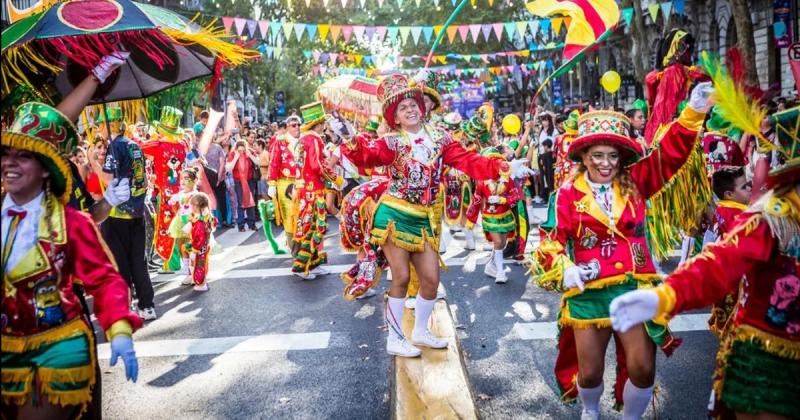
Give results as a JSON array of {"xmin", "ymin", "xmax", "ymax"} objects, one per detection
[
  {"xmin": 1, "ymin": 318, "xmax": 91, "ymax": 353},
  {"xmin": 561, "ymin": 273, "xmax": 662, "ymax": 299}
]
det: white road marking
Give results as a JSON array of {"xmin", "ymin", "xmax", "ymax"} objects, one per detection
[
  {"xmin": 511, "ymin": 313, "xmax": 711, "ymax": 340},
  {"xmin": 97, "ymin": 332, "xmax": 331, "ymax": 359}
]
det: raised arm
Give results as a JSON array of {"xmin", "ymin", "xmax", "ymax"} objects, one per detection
[
  {"xmin": 342, "ymin": 134, "xmax": 396, "ymax": 169},
  {"xmin": 442, "ymin": 141, "xmax": 510, "ymax": 181}
]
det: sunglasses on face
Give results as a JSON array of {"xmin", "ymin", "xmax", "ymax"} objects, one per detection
[{"xmin": 289, "ymin": 123, "xmax": 299, "ymax": 127}]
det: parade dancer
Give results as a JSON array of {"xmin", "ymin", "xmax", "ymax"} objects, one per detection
[
  {"xmin": 529, "ymin": 83, "xmax": 713, "ymax": 418},
  {"xmin": 465, "ymin": 147, "xmax": 521, "ymax": 284},
  {"xmin": 610, "ymin": 107, "xmax": 799, "ymax": 419},
  {"xmin": 2, "ymin": 77, "xmax": 142, "ymax": 416},
  {"xmin": 168, "ymin": 167, "xmax": 200, "ymax": 280},
  {"xmin": 140, "ymin": 106, "xmax": 188, "ymax": 272},
  {"xmin": 337, "ymin": 74, "xmax": 530, "ymax": 358},
  {"xmin": 181, "ymin": 193, "xmax": 217, "ymax": 292},
  {"xmin": 291, "ymin": 102, "xmax": 337, "ymax": 279},
  {"xmin": 267, "ymin": 115, "xmax": 301, "ymax": 251},
  {"xmin": 552, "ymin": 109, "xmax": 580, "ymax": 189}
]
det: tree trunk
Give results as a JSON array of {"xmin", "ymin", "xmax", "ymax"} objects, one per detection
[
  {"xmin": 630, "ymin": 0, "xmax": 651, "ymax": 85},
  {"xmin": 730, "ymin": 0, "xmax": 760, "ymax": 86}
]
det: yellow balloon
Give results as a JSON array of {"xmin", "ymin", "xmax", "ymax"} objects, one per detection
[
  {"xmin": 502, "ymin": 114, "xmax": 521, "ymax": 135},
  {"xmin": 600, "ymin": 70, "xmax": 621, "ymax": 94}
]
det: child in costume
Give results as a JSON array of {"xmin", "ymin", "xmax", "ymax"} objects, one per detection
[
  {"xmin": 610, "ymin": 107, "xmax": 799, "ymax": 419},
  {"xmin": 181, "ymin": 193, "xmax": 217, "ymax": 292},
  {"xmin": 169, "ymin": 167, "xmax": 200, "ymax": 280},
  {"xmin": 706, "ymin": 166, "xmax": 752, "ymax": 337},
  {"xmin": 2, "ymin": 54, "xmax": 141, "ymax": 417},
  {"xmin": 465, "ymin": 147, "xmax": 520, "ymax": 284},
  {"xmin": 529, "ymin": 83, "xmax": 714, "ymax": 419},
  {"xmin": 334, "ymin": 73, "xmax": 531, "ymax": 358}
]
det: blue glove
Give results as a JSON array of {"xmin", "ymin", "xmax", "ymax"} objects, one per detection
[{"xmin": 110, "ymin": 335, "xmax": 138, "ymax": 382}]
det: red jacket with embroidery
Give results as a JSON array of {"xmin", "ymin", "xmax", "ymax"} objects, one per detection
[
  {"xmin": 295, "ymin": 132, "xmax": 336, "ymax": 192},
  {"xmin": 140, "ymin": 138, "xmax": 187, "ymax": 197},
  {"xmin": 267, "ymin": 135, "xmax": 300, "ymax": 182},
  {"xmin": 466, "ymin": 178, "xmax": 520, "ymax": 226},
  {"xmin": 714, "ymin": 201, "xmax": 746, "ymax": 237},
  {"xmin": 665, "ymin": 212, "xmax": 800, "ymax": 342},
  {"xmin": 342, "ymin": 125, "xmax": 509, "ymax": 206},
  {"xmin": 536, "ymin": 107, "xmax": 705, "ymax": 285},
  {"xmin": 2, "ymin": 202, "xmax": 143, "ymax": 336}
]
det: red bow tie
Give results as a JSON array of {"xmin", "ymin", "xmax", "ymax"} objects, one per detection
[{"xmin": 6, "ymin": 209, "xmax": 26, "ymax": 220}]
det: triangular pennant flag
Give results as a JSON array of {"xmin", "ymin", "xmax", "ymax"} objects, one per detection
[
  {"xmin": 342, "ymin": 25, "xmax": 353, "ymax": 42},
  {"xmin": 411, "ymin": 26, "xmax": 422, "ymax": 45},
  {"xmin": 648, "ymin": 3, "xmax": 660, "ymax": 22},
  {"xmin": 528, "ymin": 20, "xmax": 539, "ymax": 37},
  {"xmin": 305, "ymin": 0, "xmax": 311, "ymax": 6},
  {"xmin": 222, "ymin": 17, "xmax": 234, "ymax": 34},
  {"xmin": 396, "ymin": 0, "xmax": 402, "ymax": 7},
  {"xmin": 492, "ymin": 23, "xmax": 503, "ymax": 42},
  {"xmin": 259, "ymin": 20, "xmax": 269, "ymax": 39},
  {"xmin": 330, "ymin": 54, "xmax": 338, "ymax": 66},
  {"xmin": 480, "ymin": 54, "xmax": 489, "ymax": 63},
  {"xmin": 399, "ymin": 26, "xmax": 412, "ymax": 44},
  {"xmin": 564, "ymin": 16, "xmax": 571, "ymax": 28},
  {"xmin": 377, "ymin": 0, "xmax": 383, "ymax": 6},
  {"xmin": 621, "ymin": 8, "xmax": 634, "ymax": 26},
  {"xmin": 504, "ymin": 22, "xmax": 516, "ymax": 40},
  {"xmin": 322, "ymin": 0, "xmax": 329, "ymax": 6},
  {"xmin": 463, "ymin": 55, "xmax": 471, "ymax": 63},
  {"xmin": 515, "ymin": 21, "xmax": 527, "ymax": 39},
  {"xmin": 303, "ymin": 50, "xmax": 312, "ymax": 60},
  {"xmin": 661, "ymin": 1, "xmax": 672, "ymax": 18},
  {"xmin": 313, "ymin": 65, "xmax": 320, "ymax": 76},
  {"xmin": 387, "ymin": 26, "xmax": 399, "ymax": 42},
  {"xmin": 265, "ymin": 46, "xmax": 273, "ymax": 59},
  {"xmin": 446, "ymin": 26, "xmax": 458, "ymax": 44},
  {"xmin": 234, "ymin": 18, "xmax": 246, "ymax": 36},
  {"xmin": 375, "ymin": 26, "xmax": 387, "ymax": 42},
  {"xmin": 450, "ymin": 0, "xmax": 455, "ymax": 6},
  {"xmin": 481, "ymin": 24, "xmax": 492, "ymax": 42},
  {"xmin": 269, "ymin": 21, "xmax": 281, "ymax": 38},
  {"xmin": 415, "ymin": 0, "xmax": 420, "ymax": 6},
  {"xmin": 365, "ymin": 26, "xmax": 376, "ymax": 41},
  {"xmin": 294, "ymin": 23, "xmax": 306, "ymax": 42},
  {"xmin": 313, "ymin": 50, "xmax": 321, "ymax": 62},
  {"xmin": 433, "ymin": 0, "xmax": 439, "ymax": 7},
  {"xmin": 274, "ymin": 47, "xmax": 283, "ymax": 59},
  {"xmin": 320, "ymin": 53, "xmax": 328, "ymax": 64},
  {"xmin": 674, "ymin": 0, "xmax": 684, "ymax": 15},
  {"xmin": 246, "ymin": 20, "xmax": 257, "ymax": 38},
  {"xmin": 469, "ymin": 24, "xmax": 481, "ymax": 43},
  {"xmin": 353, "ymin": 25, "xmax": 365, "ymax": 41},
  {"xmin": 282, "ymin": 22, "xmax": 294, "ymax": 39},
  {"xmin": 458, "ymin": 25, "xmax": 469, "ymax": 43},
  {"xmin": 340, "ymin": 0, "xmax": 348, "ymax": 7},
  {"xmin": 306, "ymin": 24, "xmax": 318, "ymax": 41},
  {"xmin": 330, "ymin": 25, "xmax": 341, "ymax": 42},
  {"xmin": 538, "ymin": 18, "xmax": 550, "ymax": 35},
  {"xmin": 422, "ymin": 26, "xmax": 434, "ymax": 43},
  {"xmin": 551, "ymin": 17, "xmax": 563, "ymax": 35},
  {"xmin": 318, "ymin": 24, "xmax": 330, "ymax": 41}
]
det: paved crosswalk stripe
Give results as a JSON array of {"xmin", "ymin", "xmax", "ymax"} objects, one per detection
[
  {"xmin": 511, "ymin": 313, "xmax": 711, "ymax": 340},
  {"xmin": 97, "ymin": 332, "xmax": 331, "ymax": 359}
]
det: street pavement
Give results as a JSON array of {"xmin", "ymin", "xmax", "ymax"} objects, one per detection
[{"xmin": 100, "ymin": 212, "xmax": 720, "ymax": 419}]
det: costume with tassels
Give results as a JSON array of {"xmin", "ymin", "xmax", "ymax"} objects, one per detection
[
  {"xmin": 291, "ymin": 102, "xmax": 337, "ymax": 275},
  {"xmin": 343, "ymin": 76, "xmax": 510, "ymax": 254},
  {"xmin": 140, "ymin": 106, "xmax": 188, "ymax": 272},
  {"xmin": 644, "ymin": 29, "xmax": 708, "ymax": 145},
  {"xmin": 639, "ymin": 107, "xmax": 800, "ymax": 418},
  {"xmin": 553, "ymin": 109, "xmax": 580, "ymax": 188},
  {"xmin": 465, "ymin": 147, "xmax": 521, "ymax": 241},
  {"xmin": 267, "ymin": 121, "xmax": 301, "ymax": 243},
  {"xmin": 530, "ymin": 105, "xmax": 708, "ymax": 406},
  {"xmin": 1, "ymin": 103, "xmax": 142, "ymax": 412}
]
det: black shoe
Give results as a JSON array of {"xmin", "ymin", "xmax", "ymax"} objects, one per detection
[
  {"xmin": 238, "ymin": 226, "xmax": 246, "ymax": 232},
  {"xmin": 249, "ymin": 225, "xmax": 258, "ymax": 231}
]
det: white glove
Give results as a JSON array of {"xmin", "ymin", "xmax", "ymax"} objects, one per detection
[
  {"xmin": 413, "ymin": 69, "xmax": 430, "ymax": 86},
  {"xmin": 327, "ymin": 117, "xmax": 354, "ymax": 139},
  {"xmin": 104, "ymin": 178, "xmax": 130, "ymax": 207},
  {"xmin": 687, "ymin": 81, "xmax": 714, "ymax": 112},
  {"xmin": 93, "ymin": 51, "xmax": 130, "ymax": 83},
  {"xmin": 609, "ymin": 289, "xmax": 660, "ymax": 333},
  {"xmin": 510, "ymin": 158, "xmax": 535, "ymax": 179},
  {"xmin": 487, "ymin": 195, "xmax": 502, "ymax": 204},
  {"xmin": 563, "ymin": 265, "xmax": 593, "ymax": 291},
  {"xmin": 181, "ymin": 221, "xmax": 193, "ymax": 234},
  {"xmin": 267, "ymin": 185, "xmax": 277, "ymax": 199}
]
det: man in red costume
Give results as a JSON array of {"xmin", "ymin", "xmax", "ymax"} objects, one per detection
[{"xmin": 140, "ymin": 106, "xmax": 188, "ymax": 272}]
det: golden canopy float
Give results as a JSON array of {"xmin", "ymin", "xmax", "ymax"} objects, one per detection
[{"xmin": 316, "ymin": 75, "xmax": 381, "ymax": 125}]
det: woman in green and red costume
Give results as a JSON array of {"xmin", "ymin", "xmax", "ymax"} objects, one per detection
[
  {"xmin": 529, "ymin": 82, "xmax": 714, "ymax": 419},
  {"xmin": 610, "ymin": 106, "xmax": 800, "ymax": 419},
  {"xmin": 1, "ymin": 53, "xmax": 142, "ymax": 418},
  {"xmin": 140, "ymin": 106, "xmax": 188, "ymax": 272},
  {"xmin": 334, "ymin": 73, "xmax": 531, "ymax": 358}
]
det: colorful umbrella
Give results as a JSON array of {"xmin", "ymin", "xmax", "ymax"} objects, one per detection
[
  {"xmin": 316, "ymin": 75, "xmax": 381, "ymax": 122},
  {"xmin": 1, "ymin": 0, "xmax": 257, "ymax": 105}
]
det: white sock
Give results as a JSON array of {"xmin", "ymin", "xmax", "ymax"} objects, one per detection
[
  {"xmin": 386, "ymin": 297, "xmax": 406, "ymax": 340},
  {"xmin": 464, "ymin": 229, "xmax": 475, "ymax": 245},
  {"xmin": 494, "ymin": 249, "xmax": 504, "ymax": 274},
  {"xmin": 577, "ymin": 383, "xmax": 603, "ymax": 413},
  {"xmin": 412, "ymin": 295, "xmax": 436, "ymax": 336},
  {"xmin": 622, "ymin": 380, "xmax": 653, "ymax": 420},
  {"xmin": 439, "ymin": 224, "xmax": 451, "ymax": 252}
]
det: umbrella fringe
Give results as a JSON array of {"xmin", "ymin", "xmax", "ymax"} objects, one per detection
[{"xmin": 161, "ymin": 17, "xmax": 259, "ymax": 66}]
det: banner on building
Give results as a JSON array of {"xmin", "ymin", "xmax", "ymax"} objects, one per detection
[{"xmin": 774, "ymin": 0, "xmax": 792, "ymax": 48}]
